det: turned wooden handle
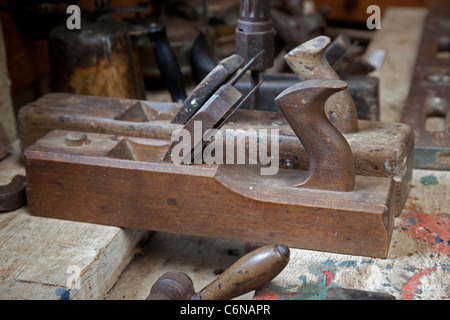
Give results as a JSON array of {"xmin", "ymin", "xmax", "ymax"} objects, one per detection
[
  {"xmin": 192, "ymin": 244, "xmax": 290, "ymax": 300},
  {"xmin": 274, "ymin": 79, "xmax": 355, "ymax": 192},
  {"xmin": 284, "ymin": 36, "xmax": 359, "ymax": 134},
  {"xmin": 146, "ymin": 272, "xmax": 195, "ymax": 300}
]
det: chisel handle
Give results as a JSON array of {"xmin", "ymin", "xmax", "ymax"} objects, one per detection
[{"xmin": 192, "ymin": 244, "xmax": 290, "ymax": 300}]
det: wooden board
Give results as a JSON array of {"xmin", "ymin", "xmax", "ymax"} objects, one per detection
[
  {"xmin": 0, "ymin": 140, "xmax": 150, "ymax": 299},
  {"xmin": 364, "ymin": 7, "xmax": 428, "ymax": 123}
]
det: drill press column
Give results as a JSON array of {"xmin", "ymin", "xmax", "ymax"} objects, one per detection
[{"xmin": 235, "ymin": 0, "xmax": 275, "ymax": 109}]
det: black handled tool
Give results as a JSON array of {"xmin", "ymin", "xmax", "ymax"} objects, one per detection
[
  {"xmin": 148, "ymin": 24, "xmax": 187, "ymax": 103},
  {"xmin": 146, "ymin": 244, "xmax": 290, "ymax": 300}
]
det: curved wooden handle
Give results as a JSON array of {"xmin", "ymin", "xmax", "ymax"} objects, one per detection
[
  {"xmin": 284, "ymin": 36, "xmax": 359, "ymax": 134},
  {"xmin": 274, "ymin": 79, "xmax": 355, "ymax": 192},
  {"xmin": 192, "ymin": 244, "xmax": 290, "ymax": 300}
]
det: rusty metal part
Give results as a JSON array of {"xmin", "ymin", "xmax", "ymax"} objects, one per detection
[
  {"xmin": 275, "ymin": 79, "xmax": 355, "ymax": 192},
  {"xmin": 326, "ymin": 288, "xmax": 395, "ymax": 300},
  {"xmin": 163, "ymin": 51, "xmax": 264, "ymax": 163},
  {"xmin": 401, "ymin": 2, "xmax": 450, "ymax": 170},
  {"xmin": 146, "ymin": 244, "xmax": 290, "ymax": 300},
  {"xmin": 284, "ymin": 36, "xmax": 360, "ymax": 134},
  {"xmin": 215, "ymin": 81, "xmax": 263, "ymax": 131},
  {"xmin": 0, "ymin": 175, "xmax": 27, "ymax": 213},
  {"xmin": 235, "ymin": 0, "xmax": 275, "ymax": 72},
  {"xmin": 171, "ymin": 54, "xmax": 245, "ymax": 124},
  {"xmin": 163, "ymin": 83, "xmax": 242, "ymax": 164},
  {"xmin": 325, "ymin": 34, "xmax": 352, "ymax": 66},
  {"xmin": 235, "ymin": 0, "xmax": 275, "ymax": 110},
  {"xmin": 163, "ymin": 79, "xmax": 262, "ymax": 165}
]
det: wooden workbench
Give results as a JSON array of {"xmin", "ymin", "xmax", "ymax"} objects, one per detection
[{"xmin": 0, "ymin": 7, "xmax": 448, "ymax": 300}]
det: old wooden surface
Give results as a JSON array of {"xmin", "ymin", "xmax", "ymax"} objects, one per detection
[{"xmin": 0, "ymin": 140, "xmax": 150, "ymax": 299}]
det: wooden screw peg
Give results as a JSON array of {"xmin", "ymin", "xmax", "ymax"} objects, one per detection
[
  {"xmin": 275, "ymin": 79, "xmax": 355, "ymax": 192},
  {"xmin": 146, "ymin": 244, "xmax": 290, "ymax": 300},
  {"xmin": 284, "ymin": 36, "xmax": 359, "ymax": 134}
]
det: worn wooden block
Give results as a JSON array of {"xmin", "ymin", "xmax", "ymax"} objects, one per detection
[
  {"xmin": 18, "ymin": 93, "xmax": 414, "ymax": 216},
  {"xmin": 25, "ymin": 130, "xmax": 396, "ymax": 258}
]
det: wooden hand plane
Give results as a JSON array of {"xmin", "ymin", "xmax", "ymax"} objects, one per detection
[
  {"xmin": 24, "ymin": 79, "xmax": 396, "ymax": 258},
  {"xmin": 18, "ymin": 38, "xmax": 414, "ymax": 217}
]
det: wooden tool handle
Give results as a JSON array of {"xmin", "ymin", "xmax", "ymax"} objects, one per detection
[
  {"xmin": 192, "ymin": 244, "xmax": 290, "ymax": 300},
  {"xmin": 284, "ymin": 36, "xmax": 359, "ymax": 134},
  {"xmin": 146, "ymin": 272, "xmax": 195, "ymax": 300},
  {"xmin": 274, "ymin": 79, "xmax": 355, "ymax": 192}
]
